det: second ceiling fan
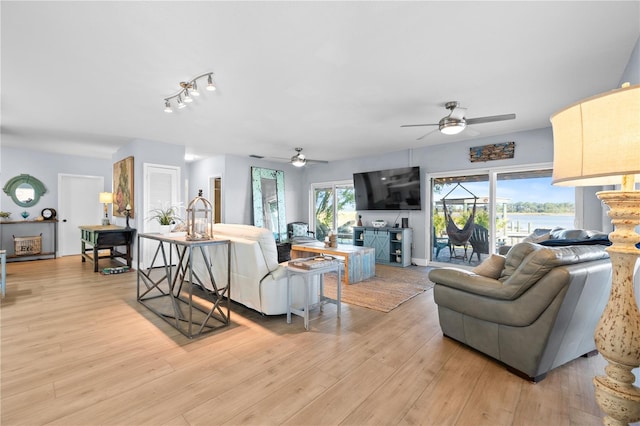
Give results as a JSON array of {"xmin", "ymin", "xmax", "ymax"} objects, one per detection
[
  {"xmin": 401, "ymin": 101, "xmax": 516, "ymax": 140},
  {"xmin": 250, "ymin": 147, "xmax": 328, "ymax": 167}
]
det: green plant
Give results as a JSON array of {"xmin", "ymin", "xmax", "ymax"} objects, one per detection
[
  {"xmin": 147, "ymin": 205, "xmax": 182, "ymax": 226},
  {"xmin": 0, "ymin": 211, "xmax": 11, "ymax": 219}
]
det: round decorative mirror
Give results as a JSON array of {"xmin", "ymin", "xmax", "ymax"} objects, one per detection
[{"xmin": 3, "ymin": 174, "xmax": 47, "ymax": 208}]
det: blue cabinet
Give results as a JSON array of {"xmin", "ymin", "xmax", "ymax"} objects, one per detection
[{"xmin": 354, "ymin": 226, "xmax": 412, "ymax": 267}]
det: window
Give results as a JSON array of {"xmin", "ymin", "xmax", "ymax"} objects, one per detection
[{"xmin": 312, "ymin": 181, "xmax": 356, "ymax": 244}]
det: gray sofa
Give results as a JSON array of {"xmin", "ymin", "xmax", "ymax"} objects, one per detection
[{"xmin": 429, "ymin": 242, "xmax": 612, "ymax": 381}]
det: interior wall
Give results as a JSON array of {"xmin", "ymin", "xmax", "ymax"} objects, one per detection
[
  {"xmin": 187, "ymin": 154, "xmax": 304, "ymax": 227},
  {"xmin": 112, "ymin": 139, "xmax": 186, "ymax": 232},
  {"xmin": 0, "ymin": 146, "xmax": 111, "ymax": 219}
]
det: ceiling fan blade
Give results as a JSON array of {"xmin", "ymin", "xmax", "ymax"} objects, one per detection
[
  {"xmin": 449, "ymin": 107, "xmax": 467, "ymax": 120},
  {"xmin": 466, "ymin": 113, "xmax": 516, "ymax": 125},
  {"xmin": 306, "ymin": 159, "xmax": 329, "ymax": 164},
  {"xmin": 400, "ymin": 123, "xmax": 438, "ymax": 128},
  {"xmin": 466, "ymin": 127, "xmax": 480, "ymax": 137},
  {"xmin": 417, "ymin": 128, "xmax": 439, "ymax": 140}
]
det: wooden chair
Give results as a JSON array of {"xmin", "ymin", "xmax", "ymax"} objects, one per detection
[{"xmin": 469, "ymin": 225, "xmax": 490, "ymax": 263}]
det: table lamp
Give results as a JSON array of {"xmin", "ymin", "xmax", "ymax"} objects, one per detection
[
  {"xmin": 99, "ymin": 192, "xmax": 113, "ymax": 226},
  {"xmin": 550, "ymin": 83, "xmax": 640, "ymax": 425}
]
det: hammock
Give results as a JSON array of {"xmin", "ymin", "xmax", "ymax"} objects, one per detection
[{"xmin": 441, "ymin": 183, "xmax": 478, "ymax": 246}]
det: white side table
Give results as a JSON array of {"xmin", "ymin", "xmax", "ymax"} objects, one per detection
[{"xmin": 286, "ymin": 261, "xmax": 341, "ymax": 330}]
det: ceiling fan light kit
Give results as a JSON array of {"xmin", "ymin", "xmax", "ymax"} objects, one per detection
[
  {"xmin": 163, "ymin": 72, "xmax": 216, "ymax": 113},
  {"xmin": 439, "ymin": 117, "xmax": 466, "ymax": 135},
  {"xmin": 291, "ymin": 148, "xmax": 307, "ymax": 167},
  {"xmin": 250, "ymin": 147, "xmax": 328, "ymax": 167},
  {"xmin": 401, "ymin": 100, "xmax": 515, "ymax": 139}
]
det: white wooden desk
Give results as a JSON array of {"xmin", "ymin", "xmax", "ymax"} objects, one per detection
[{"xmin": 286, "ymin": 261, "xmax": 341, "ymax": 331}]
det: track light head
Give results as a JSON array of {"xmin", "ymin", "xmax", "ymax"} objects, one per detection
[
  {"xmin": 183, "ymin": 89, "xmax": 193, "ymax": 103},
  {"xmin": 164, "ymin": 100, "xmax": 173, "ymax": 113},
  {"xmin": 177, "ymin": 96, "xmax": 187, "ymax": 109},
  {"xmin": 207, "ymin": 74, "xmax": 216, "ymax": 91},
  {"xmin": 191, "ymin": 81, "xmax": 200, "ymax": 96}
]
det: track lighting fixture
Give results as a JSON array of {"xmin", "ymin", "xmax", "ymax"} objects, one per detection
[{"xmin": 163, "ymin": 72, "xmax": 216, "ymax": 113}]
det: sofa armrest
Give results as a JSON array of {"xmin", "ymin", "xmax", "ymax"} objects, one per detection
[{"xmin": 429, "ymin": 268, "xmax": 512, "ymax": 299}]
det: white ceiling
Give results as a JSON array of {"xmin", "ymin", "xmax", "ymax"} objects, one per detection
[{"xmin": 2, "ymin": 1, "xmax": 639, "ymax": 163}]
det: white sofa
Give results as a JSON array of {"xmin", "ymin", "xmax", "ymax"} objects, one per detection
[{"xmin": 191, "ymin": 223, "xmax": 315, "ymax": 315}]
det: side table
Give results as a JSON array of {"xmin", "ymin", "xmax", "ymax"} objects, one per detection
[
  {"xmin": 286, "ymin": 261, "xmax": 341, "ymax": 331},
  {"xmin": 137, "ymin": 233, "xmax": 231, "ymax": 338},
  {"xmin": 80, "ymin": 225, "xmax": 136, "ymax": 272}
]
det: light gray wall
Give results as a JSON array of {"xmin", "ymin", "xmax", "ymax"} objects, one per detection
[
  {"xmin": 0, "ymin": 146, "xmax": 111, "ymax": 218},
  {"xmin": 110, "ymin": 138, "xmax": 186, "ymax": 231},
  {"xmin": 300, "ymin": 127, "xmax": 560, "ymax": 264},
  {"xmin": 187, "ymin": 154, "xmax": 305, "ymax": 227}
]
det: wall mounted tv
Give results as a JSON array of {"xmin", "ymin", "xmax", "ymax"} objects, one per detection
[{"xmin": 353, "ymin": 166, "xmax": 422, "ymax": 211}]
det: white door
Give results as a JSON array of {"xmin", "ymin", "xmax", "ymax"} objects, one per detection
[
  {"xmin": 143, "ymin": 163, "xmax": 180, "ymax": 268},
  {"xmin": 58, "ymin": 174, "xmax": 104, "ymax": 256}
]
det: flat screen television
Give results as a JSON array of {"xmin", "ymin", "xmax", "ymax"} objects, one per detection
[{"xmin": 353, "ymin": 166, "xmax": 421, "ymax": 210}]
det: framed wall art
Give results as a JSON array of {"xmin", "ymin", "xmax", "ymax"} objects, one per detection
[
  {"xmin": 113, "ymin": 156, "xmax": 134, "ymax": 218},
  {"xmin": 470, "ymin": 141, "xmax": 515, "ymax": 163}
]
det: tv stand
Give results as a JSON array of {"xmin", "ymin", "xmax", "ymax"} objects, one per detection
[{"xmin": 352, "ymin": 226, "xmax": 412, "ymax": 267}]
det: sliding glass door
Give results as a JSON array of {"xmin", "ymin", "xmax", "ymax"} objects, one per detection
[
  {"xmin": 432, "ymin": 174, "xmax": 490, "ymax": 265},
  {"xmin": 312, "ymin": 181, "xmax": 356, "ymax": 244},
  {"xmin": 429, "ymin": 166, "xmax": 575, "ymax": 266}
]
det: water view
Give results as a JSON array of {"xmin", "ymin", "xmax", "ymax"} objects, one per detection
[{"xmin": 503, "ymin": 214, "xmax": 575, "ymax": 233}]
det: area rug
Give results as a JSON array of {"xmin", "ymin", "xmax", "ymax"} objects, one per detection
[{"xmin": 322, "ymin": 264, "xmax": 434, "ymax": 313}]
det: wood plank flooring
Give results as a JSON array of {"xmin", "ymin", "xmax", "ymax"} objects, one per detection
[{"xmin": 0, "ymin": 256, "xmax": 619, "ymax": 425}]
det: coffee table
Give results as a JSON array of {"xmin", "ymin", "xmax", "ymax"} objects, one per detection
[{"xmin": 290, "ymin": 242, "xmax": 375, "ymax": 285}]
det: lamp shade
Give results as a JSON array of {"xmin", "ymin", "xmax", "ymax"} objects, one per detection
[
  {"xmin": 99, "ymin": 192, "xmax": 114, "ymax": 204},
  {"xmin": 550, "ymin": 84, "xmax": 640, "ymax": 187}
]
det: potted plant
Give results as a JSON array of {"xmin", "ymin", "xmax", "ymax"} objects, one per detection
[{"xmin": 147, "ymin": 205, "xmax": 182, "ymax": 233}]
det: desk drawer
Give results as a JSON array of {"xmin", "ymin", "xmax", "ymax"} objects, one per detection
[{"xmin": 97, "ymin": 233, "xmax": 129, "ymax": 246}]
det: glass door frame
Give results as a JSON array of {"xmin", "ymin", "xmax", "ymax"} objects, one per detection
[{"xmin": 426, "ymin": 162, "xmax": 565, "ymax": 268}]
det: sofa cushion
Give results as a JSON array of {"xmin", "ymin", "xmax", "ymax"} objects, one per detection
[
  {"xmin": 500, "ymin": 242, "xmax": 539, "ymax": 282},
  {"xmin": 553, "ymin": 229, "xmax": 584, "ymax": 239},
  {"xmin": 472, "ymin": 254, "xmax": 506, "ymax": 279},
  {"xmin": 499, "ymin": 243, "xmax": 609, "ymax": 299},
  {"xmin": 212, "ymin": 223, "xmax": 280, "ymax": 272}
]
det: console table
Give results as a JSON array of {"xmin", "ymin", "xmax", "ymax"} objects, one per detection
[
  {"xmin": 79, "ymin": 225, "xmax": 136, "ymax": 272},
  {"xmin": 0, "ymin": 219, "xmax": 58, "ymax": 261},
  {"xmin": 137, "ymin": 233, "xmax": 231, "ymax": 338}
]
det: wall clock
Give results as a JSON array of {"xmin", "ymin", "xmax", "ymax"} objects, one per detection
[{"xmin": 41, "ymin": 208, "xmax": 56, "ymax": 220}]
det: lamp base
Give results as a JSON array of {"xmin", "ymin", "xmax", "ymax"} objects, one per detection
[
  {"xmin": 102, "ymin": 218, "xmax": 110, "ymax": 226},
  {"xmin": 594, "ymin": 190, "xmax": 640, "ymax": 425}
]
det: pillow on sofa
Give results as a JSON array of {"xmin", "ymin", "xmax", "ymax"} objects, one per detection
[
  {"xmin": 472, "ymin": 254, "xmax": 506, "ymax": 279},
  {"xmin": 522, "ymin": 228, "xmax": 552, "ymax": 243}
]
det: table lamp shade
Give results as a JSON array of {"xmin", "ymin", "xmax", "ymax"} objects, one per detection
[
  {"xmin": 550, "ymin": 84, "xmax": 640, "ymax": 187},
  {"xmin": 99, "ymin": 192, "xmax": 113, "ymax": 204}
]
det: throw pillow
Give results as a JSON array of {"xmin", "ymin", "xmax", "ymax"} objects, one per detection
[
  {"xmin": 472, "ymin": 254, "xmax": 506, "ymax": 279},
  {"xmin": 292, "ymin": 223, "xmax": 308, "ymax": 237}
]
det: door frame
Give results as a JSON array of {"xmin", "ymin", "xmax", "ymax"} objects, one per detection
[{"xmin": 57, "ymin": 174, "xmax": 104, "ymax": 257}]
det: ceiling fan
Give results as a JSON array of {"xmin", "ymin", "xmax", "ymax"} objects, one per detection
[
  {"xmin": 401, "ymin": 101, "xmax": 516, "ymax": 140},
  {"xmin": 250, "ymin": 147, "xmax": 328, "ymax": 167}
]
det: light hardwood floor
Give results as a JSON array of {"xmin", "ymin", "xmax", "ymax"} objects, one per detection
[{"xmin": 0, "ymin": 256, "xmax": 617, "ymax": 425}]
